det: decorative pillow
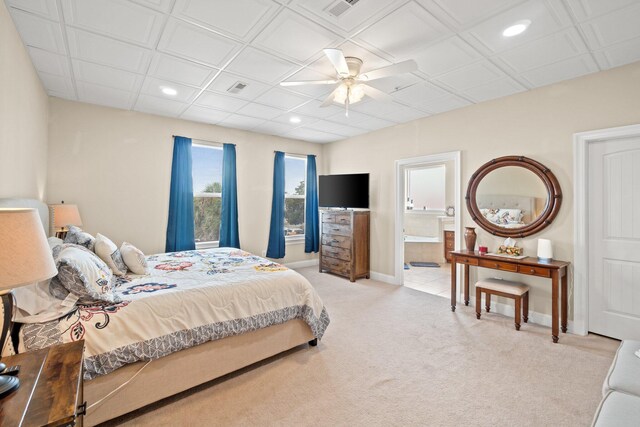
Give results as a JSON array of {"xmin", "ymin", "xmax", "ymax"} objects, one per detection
[
  {"xmin": 64, "ymin": 225, "xmax": 95, "ymax": 251},
  {"xmin": 55, "ymin": 245, "xmax": 121, "ymax": 304},
  {"xmin": 47, "ymin": 236, "xmax": 64, "ymax": 251},
  {"xmin": 94, "ymin": 234, "xmax": 127, "ymax": 276},
  {"xmin": 120, "ymin": 242, "xmax": 149, "ymax": 275}
]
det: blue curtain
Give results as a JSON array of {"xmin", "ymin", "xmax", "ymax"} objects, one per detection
[
  {"xmin": 219, "ymin": 143, "xmax": 240, "ymax": 248},
  {"xmin": 305, "ymin": 155, "xmax": 320, "ymax": 253},
  {"xmin": 165, "ymin": 136, "xmax": 195, "ymax": 252},
  {"xmin": 266, "ymin": 151, "xmax": 285, "ymax": 258}
]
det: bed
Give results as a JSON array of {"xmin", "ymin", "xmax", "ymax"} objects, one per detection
[
  {"xmin": 476, "ymin": 194, "xmax": 536, "ymax": 227},
  {"xmin": 1, "ymin": 199, "xmax": 329, "ymax": 426}
]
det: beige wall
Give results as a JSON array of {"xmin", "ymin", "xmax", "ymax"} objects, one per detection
[
  {"xmin": 0, "ymin": 2, "xmax": 49, "ymax": 200},
  {"xmin": 324, "ymin": 61, "xmax": 640, "ymax": 317},
  {"xmin": 47, "ymin": 98, "xmax": 324, "ymax": 264}
]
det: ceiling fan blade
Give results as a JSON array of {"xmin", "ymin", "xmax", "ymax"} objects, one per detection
[
  {"xmin": 363, "ymin": 84, "xmax": 393, "ymax": 102},
  {"xmin": 359, "ymin": 60, "xmax": 418, "ymax": 81},
  {"xmin": 324, "ymin": 48, "xmax": 350, "ymax": 77},
  {"xmin": 320, "ymin": 85, "xmax": 342, "ymax": 107},
  {"xmin": 280, "ymin": 79, "xmax": 338, "ymax": 87}
]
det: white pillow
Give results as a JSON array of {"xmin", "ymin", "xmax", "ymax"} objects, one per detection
[
  {"xmin": 94, "ymin": 233, "xmax": 128, "ymax": 276},
  {"xmin": 120, "ymin": 242, "xmax": 149, "ymax": 275},
  {"xmin": 48, "ymin": 236, "xmax": 64, "ymax": 251}
]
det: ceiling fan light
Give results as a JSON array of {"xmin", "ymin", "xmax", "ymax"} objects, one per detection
[{"xmin": 350, "ymin": 84, "xmax": 365, "ymax": 102}]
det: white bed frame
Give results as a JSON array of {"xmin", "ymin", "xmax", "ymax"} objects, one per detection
[{"xmin": 0, "ymin": 198, "xmax": 317, "ymax": 425}]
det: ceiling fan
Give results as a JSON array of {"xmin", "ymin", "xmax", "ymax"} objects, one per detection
[{"xmin": 280, "ymin": 48, "xmax": 418, "ymax": 116}]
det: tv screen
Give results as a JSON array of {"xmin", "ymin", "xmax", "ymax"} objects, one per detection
[{"xmin": 319, "ymin": 173, "xmax": 369, "ymax": 209}]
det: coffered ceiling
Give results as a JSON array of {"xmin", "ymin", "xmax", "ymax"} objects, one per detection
[{"xmin": 6, "ymin": 0, "xmax": 640, "ymax": 143}]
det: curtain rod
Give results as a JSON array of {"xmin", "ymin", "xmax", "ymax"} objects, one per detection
[
  {"xmin": 172, "ymin": 135, "xmax": 235, "ymax": 146},
  {"xmin": 275, "ymin": 151, "xmax": 314, "ymax": 157}
]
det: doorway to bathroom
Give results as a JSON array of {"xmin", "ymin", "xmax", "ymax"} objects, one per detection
[{"xmin": 394, "ymin": 152, "xmax": 461, "ymax": 299}]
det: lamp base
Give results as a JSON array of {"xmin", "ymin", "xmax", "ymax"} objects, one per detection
[{"xmin": 0, "ymin": 374, "xmax": 19, "ymax": 398}]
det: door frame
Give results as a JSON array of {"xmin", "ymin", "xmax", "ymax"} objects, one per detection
[
  {"xmin": 394, "ymin": 151, "xmax": 462, "ymax": 289},
  {"xmin": 573, "ymin": 123, "xmax": 640, "ymax": 336}
]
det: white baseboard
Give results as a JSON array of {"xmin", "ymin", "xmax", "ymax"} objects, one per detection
[
  {"xmin": 369, "ymin": 271, "xmax": 401, "ymax": 285},
  {"xmin": 474, "ymin": 298, "xmax": 575, "ymax": 334},
  {"xmin": 285, "ymin": 259, "xmax": 319, "ymax": 269}
]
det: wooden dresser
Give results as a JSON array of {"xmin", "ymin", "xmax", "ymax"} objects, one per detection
[
  {"xmin": 444, "ymin": 230, "xmax": 455, "ymax": 263},
  {"xmin": 320, "ymin": 210, "xmax": 370, "ymax": 282}
]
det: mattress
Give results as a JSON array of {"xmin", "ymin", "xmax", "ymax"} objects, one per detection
[{"xmin": 19, "ymin": 248, "xmax": 329, "ymax": 380}]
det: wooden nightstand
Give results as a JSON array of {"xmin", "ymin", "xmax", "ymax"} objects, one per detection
[{"xmin": 0, "ymin": 340, "xmax": 85, "ymax": 426}]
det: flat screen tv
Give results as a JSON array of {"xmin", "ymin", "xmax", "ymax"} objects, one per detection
[{"xmin": 319, "ymin": 173, "xmax": 369, "ymax": 209}]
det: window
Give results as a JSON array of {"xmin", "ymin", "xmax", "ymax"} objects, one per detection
[
  {"xmin": 192, "ymin": 143, "xmax": 223, "ymax": 245},
  {"xmin": 406, "ymin": 165, "xmax": 446, "ymax": 211},
  {"xmin": 284, "ymin": 155, "xmax": 306, "ymax": 238}
]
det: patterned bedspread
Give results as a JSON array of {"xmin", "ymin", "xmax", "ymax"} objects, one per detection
[{"xmin": 19, "ymin": 248, "xmax": 330, "ymax": 380}]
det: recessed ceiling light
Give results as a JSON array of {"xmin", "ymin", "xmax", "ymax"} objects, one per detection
[
  {"xmin": 502, "ymin": 19, "xmax": 531, "ymax": 37},
  {"xmin": 161, "ymin": 87, "xmax": 177, "ymax": 96},
  {"xmin": 289, "ymin": 116, "xmax": 301, "ymax": 124}
]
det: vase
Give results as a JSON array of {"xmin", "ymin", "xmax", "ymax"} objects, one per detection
[{"xmin": 464, "ymin": 227, "xmax": 477, "ymax": 251}]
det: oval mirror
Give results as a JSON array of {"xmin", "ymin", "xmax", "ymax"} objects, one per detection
[{"xmin": 466, "ymin": 156, "xmax": 562, "ymax": 237}]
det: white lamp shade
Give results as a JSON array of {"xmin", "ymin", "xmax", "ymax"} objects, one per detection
[
  {"xmin": 51, "ymin": 204, "xmax": 82, "ymax": 229},
  {"xmin": 537, "ymin": 238, "xmax": 553, "ymax": 260},
  {"xmin": 0, "ymin": 208, "xmax": 57, "ymax": 290}
]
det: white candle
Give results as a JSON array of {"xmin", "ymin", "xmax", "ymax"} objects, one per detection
[{"xmin": 537, "ymin": 239, "xmax": 553, "ymax": 261}]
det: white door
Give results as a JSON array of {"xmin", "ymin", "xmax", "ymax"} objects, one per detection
[{"xmin": 588, "ymin": 136, "xmax": 640, "ymax": 340}]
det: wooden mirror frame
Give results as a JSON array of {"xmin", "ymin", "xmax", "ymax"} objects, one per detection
[{"xmin": 466, "ymin": 156, "xmax": 562, "ymax": 238}]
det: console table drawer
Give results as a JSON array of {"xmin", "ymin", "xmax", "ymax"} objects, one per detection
[
  {"xmin": 321, "ymin": 256, "xmax": 351, "ymax": 275},
  {"xmin": 322, "ymin": 212, "xmax": 351, "ymax": 225},
  {"xmin": 518, "ymin": 265, "xmax": 551, "ymax": 277},
  {"xmin": 322, "ymin": 223, "xmax": 351, "ymax": 236},
  {"xmin": 479, "ymin": 259, "xmax": 518, "ymax": 272},
  {"xmin": 322, "ymin": 234, "xmax": 351, "ymax": 249},
  {"xmin": 322, "ymin": 245, "xmax": 351, "ymax": 261},
  {"xmin": 454, "ymin": 256, "xmax": 479, "ymax": 266}
]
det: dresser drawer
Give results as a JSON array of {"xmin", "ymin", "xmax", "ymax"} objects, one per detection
[
  {"xmin": 518, "ymin": 265, "xmax": 551, "ymax": 278},
  {"xmin": 321, "ymin": 256, "xmax": 351, "ymax": 275},
  {"xmin": 454, "ymin": 255, "xmax": 479, "ymax": 266},
  {"xmin": 479, "ymin": 259, "xmax": 518, "ymax": 272},
  {"xmin": 322, "ymin": 212, "xmax": 351, "ymax": 225},
  {"xmin": 445, "ymin": 240, "xmax": 454, "ymax": 249},
  {"xmin": 322, "ymin": 234, "xmax": 351, "ymax": 249},
  {"xmin": 322, "ymin": 245, "xmax": 351, "ymax": 261},
  {"xmin": 322, "ymin": 223, "xmax": 351, "ymax": 236}
]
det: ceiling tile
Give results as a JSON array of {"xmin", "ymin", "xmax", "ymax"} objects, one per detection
[
  {"xmin": 326, "ymin": 110, "xmax": 373, "ymax": 126},
  {"xmin": 218, "ymin": 114, "xmax": 266, "ymax": 130},
  {"xmin": 28, "ymin": 47, "xmax": 71, "ymax": 77},
  {"xmin": 66, "ymin": 28, "xmax": 152, "ymax": 73},
  {"xmin": 135, "ymin": 94, "xmax": 189, "ymax": 116},
  {"xmin": 461, "ymin": 0, "xmax": 572, "ymax": 54},
  {"xmin": 226, "ymin": 47, "xmax": 300, "ymax": 84},
  {"xmin": 580, "ymin": 3, "xmax": 640, "ymax": 49},
  {"xmin": 352, "ymin": 115, "xmax": 396, "ymax": 131},
  {"xmin": 349, "ymin": 99, "xmax": 400, "ymax": 120},
  {"xmin": 8, "ymin": 8, "xmax": 66, "ymax": 54},
  {"xmin": 6, "ymin": 0, "xmax": 59, "ymax": 20},
  {"xmin": 158, "ymin": 18, "xmax": 242, "ymax": 68},
  {"xmin": 494, "ymin": 28, "xmax": 588, "ymax": 73},
  {"xmin": 420, "ymin": 94, "xmax": 471, "ymax": 114},
  {"xmin": 354, "ymin": 2, "xmax": 451, "ymax": 59},
  {"xmin": 235, "ymin": 102, "xmax": 285, "ymax": 120},
  {"xmin": 76, "ymin": 81, "xmax": 136, "ymax": 110},
  {"xmin": 421, "ymin": 0, "xmax": 521, "ymax": 29},
  {"xmin": 148, "ymin": 54, "xmax": 218, "ymax": 88},
  {"xmin": 462, "ymin": 77, "xmax": 526, "ymax": 102},
  {"xmin": 413, "ymin": 36, "xmax": 483, "ymax": 77},
  {"xmin": 194, "ymin": 92, "xmax": 248, "ymax": 112},
  {"xmin": 519, "ymin": 54, "xmax": 599, "ymax": 87},
  {"xmin": 180, "ymin": 105, "xmax": 231, "ymax": 124},
  {"xmin": 141, "ymin": 77, "xmax": 199, "ymax": 103},
  {"xmin": 61, "ymin": 0, "xmax": 165, "ymax": 48},
  {"xmin": 253, "ymin": 9, "xmax": 341, "ymax": 62},
  {"xmin": 271, "ymin": 113, "xmax": 319, "ymax": 127},
  {"xmin": 206, "ymin": 72, "xmax": 271, "ymax": 100},
  {"xmin": 72, "ymin": 60, "xmax": 143, "ymax": 92},
  {"xmin": 290, "ymin": 99, "xmax": 344, "ymax": 118},
  {"xmin": 564, "ymin": 0, "xmax": 638, "ymax": 22},
  {"xmin": 593, "ymin": 37, "xmax": 640, "ymax": 69},
  {"xmin": 173, "ymin": 0, "xmax": 278, "ymax": 41},
  {"xmin": 365, "ymin": 73, "xmax": 422, "ymax": 94},
  {"xmin": 254, "ymin": 88, "xmax": 310, "ymax": 110},
  {"xmin": 392, "ymin": 81, "xmax": 450, "ymax": 108},
  {"xmin": 285, "ymin": 127, "xmax": 342, "ymax": 143},
  {"xmin": 253, "ymin": 120, "xmax": 298, "ymax": 136},
  {"xmin": 435, "ymin": 60, "xmax": 505, "ymax": 92},
  {"xmin": 306, "ymin": 120, "xmax": 366, "ymax": 137},
  {"xmin": 38, "ymin": 72, "xmax": 75, "ymax": 97},
  {"xmin": 129, "ymin": 0, "xmax": 174, "ymax": 13},
  {"xmin": 291, "ymin": 0, "xmax": 395, "ymax": 34}
]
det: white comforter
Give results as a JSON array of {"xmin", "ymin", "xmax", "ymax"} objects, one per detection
[{"xmin": 20, "ymin": 248, "xmax": 329, "ymax": 379}]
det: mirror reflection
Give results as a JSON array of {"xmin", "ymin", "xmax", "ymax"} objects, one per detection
[{"xmin": 475, "ymin": 166, "xmax": 548, "ymax": 229}]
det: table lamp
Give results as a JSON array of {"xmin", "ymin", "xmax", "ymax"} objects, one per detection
[
  {"xmin": 50, "ymin": 202, "xmax": 82, "ymax": 239},
  {"xmin": 0, "ymin": 208, "xmax": 57, "ymax": 398}
]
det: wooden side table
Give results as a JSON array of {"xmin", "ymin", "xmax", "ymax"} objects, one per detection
[{"xmin": 0, "ymin": 340, "xmax": 85, "ymax": 426}]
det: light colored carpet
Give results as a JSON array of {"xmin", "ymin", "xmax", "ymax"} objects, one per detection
[{"xmin": 103, "ymin": 267, "xmax": 618, "ymax": 427}]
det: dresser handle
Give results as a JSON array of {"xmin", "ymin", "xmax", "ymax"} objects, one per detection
[
  {"xmin": 331, "ymin": 239, "xmax": 339, "ymax": 244},
  {"xmin": 530, "ymin": 269, "xmax": 535, "ymax": 273},
  {"xmin": 77, "ymin": 401, "xmax": 87, "ymax": 416},
  {"xmin": 333, "ymin": 228, "xmax": 340, "ymax": 231}
]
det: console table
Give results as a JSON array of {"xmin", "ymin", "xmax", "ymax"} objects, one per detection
[{"xmin": 450, "ymin": 250, "xmax": 570, "ymax": 343}]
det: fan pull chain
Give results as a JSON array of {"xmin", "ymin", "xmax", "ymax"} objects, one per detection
[{"xmin": 345, "ymin": 86, "xmax": 350, "ymax": 117}]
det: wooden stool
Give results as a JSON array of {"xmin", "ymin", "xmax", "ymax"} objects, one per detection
[{"xmin": 475, "ymin": 278, "xmax": 529, "ymax": 330}]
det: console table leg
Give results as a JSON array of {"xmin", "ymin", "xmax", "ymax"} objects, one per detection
[
  {"xmin": 561, "ymin": 271, "xmax": 568, "ymax": 333},
  {"xmin": 464, "ymin": 264, "xmax": 470, "ymax": 306},
  {"xmin": 451, "ymin": 260, "xmax": 457, "ymax": 312},
  {"xmin": 551, "ymin": 270, "xmax": 559, "ymax": 343}
]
